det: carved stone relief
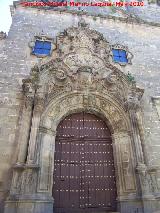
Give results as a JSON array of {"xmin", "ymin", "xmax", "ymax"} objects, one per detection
[
  {"xmin": 38, "ymin": 92, "xmax": 137, "ymax": 199},
  {"xmin": 29, "ymin": 23, "xmax": 144, "ymax": 199},
  {"xmin": 114, "ymin": 132, "xmax": 136, "ymax": 193},
  {"xmin": 7, "ymin": 22, "xmax": 147, "ymax": 213}
]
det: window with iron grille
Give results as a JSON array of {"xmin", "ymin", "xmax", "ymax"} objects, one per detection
[
  {"xmin": 112, "ymin": 49, "xmax": 128, "ymax": 63},
  {"xmin": 32, "ymin": 40, "xmax": 51, "ymax": 55}
]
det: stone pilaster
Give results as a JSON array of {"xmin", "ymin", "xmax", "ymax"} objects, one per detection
[
  {"xmin": 17, "ymin": 96, "xmax": 33, "ymax": 164},
  {"xmin": 37, "ymin": 126, "xmax": 56, "ymax": 195},
  {"xmin": 136, "ymin": 109, "xmax": 150, "ymax": 166},
  {"xmin": 125, "ymin": 92, "xmax": 144, "ymax": 165},
  {"xmin": 136, "ymin": 163, "xmax": 157, "ymax": 213},
  {"xmin": 148, "ymin": 166, "xmax": 160, "ymax": 197},
  {"xmin": 26, "ymin": 96, "xmax": 44, "ymax": 164}
]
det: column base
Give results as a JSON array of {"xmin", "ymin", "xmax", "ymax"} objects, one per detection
[
  {"xmin": 119, "ymin": 200, "xmax": 144, "ymax": 213},
  {"xmin": 143, "ymin": 199, "xmax": 160, "ymax": 213},
  {"xmin": 4, "ymin": 196, "xmax": 54, "ymax": 213}
]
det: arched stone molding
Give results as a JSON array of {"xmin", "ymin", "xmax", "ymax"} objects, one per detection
[
  {"xmin": 37, "ymin": 92, "xmax": 136, "ymax": 199},
  {"xmin": 5, "ymin": 20, "xmax": 156, "ymax": 213}
]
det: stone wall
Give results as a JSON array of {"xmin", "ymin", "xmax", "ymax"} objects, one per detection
[{"xmin": 0, "ymin": 4, "xmax": 160, "ymax": 212}]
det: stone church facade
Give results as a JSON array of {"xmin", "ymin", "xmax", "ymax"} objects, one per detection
[{"xmin": 0, "ymin": 1, "xmax": 160, "ymax": 213}]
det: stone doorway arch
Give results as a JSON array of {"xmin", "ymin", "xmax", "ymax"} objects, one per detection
[{"xmin": 5, "ymin": 21, "xmax": 156, "ymax": 213}]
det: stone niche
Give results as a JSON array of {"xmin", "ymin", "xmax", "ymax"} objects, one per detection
[{"xmin": 4, "ymin": 19, "xmax": 160, "ymax": 213}]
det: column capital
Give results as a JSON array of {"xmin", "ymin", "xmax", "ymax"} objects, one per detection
[
  {"xmin": 124, "ymin": 97, "xmax": 141, "ymax": 111},
  {"xmin": 124, "ymin": 85, "xmax": 144, "ymax": 112}
]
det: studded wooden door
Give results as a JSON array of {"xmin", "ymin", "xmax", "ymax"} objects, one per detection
[{"xmin": 53, "ymin": 112, "xmax": 117, "ymax": 213}]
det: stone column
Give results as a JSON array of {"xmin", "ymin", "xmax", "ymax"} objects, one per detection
[
  {"xmin": 26, "ymin": 96, "xmax": 44, "ymax": 165},
  {"xmin": 125, "ymin": 89, "xmax": 156, "ymax": 213},
  {"xmin": 136, "ymin": 109, "xmax": 150, "ymax": 166},
  {"xmin": 9, "ymin": 82, "xmax": 35, "ymax": 195},
  {"xmin": 125, "ymin": 86, "xmax": 145, "ymax": 165},
  {"xmin": 130, "ymin": 108, "xmax": 156, "ymax": 213},
  {"xmin": 129, "ymin": 108, "xmax": 144, "ymax": 164},
  {"xmin": 17, "ymin": 96, "xmax": 33, "ymax": 164}
]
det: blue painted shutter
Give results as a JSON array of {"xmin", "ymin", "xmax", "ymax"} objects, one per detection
[
  {"xmin": 33, "ymin": 40, "xmax": 51, "ymax": 55},
  {"xmin": 112, "ymin": 49, "xmax": 128, "ymax": 63}
]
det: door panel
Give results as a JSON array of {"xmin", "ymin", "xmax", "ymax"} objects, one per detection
[{"xmin": 53, "ymin": 112, "xmax": 117, "ymax": 213}]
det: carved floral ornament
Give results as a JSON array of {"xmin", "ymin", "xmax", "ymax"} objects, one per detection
[{"xmin": 23, "ymin": 20, "xmax": 144, "ymax": 114}]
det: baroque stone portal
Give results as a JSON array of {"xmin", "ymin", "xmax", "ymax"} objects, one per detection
[{"xmin": 4, "ymin": 20, "xmax": 157, "ymax": 213}]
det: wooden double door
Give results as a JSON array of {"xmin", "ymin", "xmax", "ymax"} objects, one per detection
[{"xmin": 53, "ymin": 112, "xmax": 117, "ymax": 213}]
